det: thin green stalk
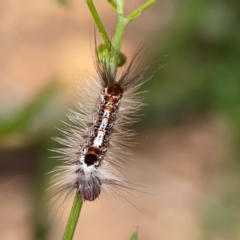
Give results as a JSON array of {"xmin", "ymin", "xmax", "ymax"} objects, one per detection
[
  {"xmin": 113, "ymin": 0, "xmax": 125, "ymax": 53},
  {"xmin": 110, "ymin": 0, "xmax": 126, "ymax": 76},
  {"xmin": 62, "ymin": 192, "xmax": 83, "ymax": 240},
  {"xmin": 107, "ymin": 0, "xmax": 117, "ymax": 9},
  {"xmin": 110, "ymin": 0, "xmax": 155, "ymax": 76},
  {"xmin": 85, "ymin": 0, "xmax": 111, "ymax": 48},
  {"xmin": 125, "ymin": 0, "xmax": 156, "ymax": 23},
  {"xmin": 85, "ymin": 0, "xmax": 155, "ymax": 78}
]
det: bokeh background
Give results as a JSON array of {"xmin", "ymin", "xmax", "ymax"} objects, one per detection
[{"xmin": 1, "ymin": 0, "xmax": 240, "ymax": 239}]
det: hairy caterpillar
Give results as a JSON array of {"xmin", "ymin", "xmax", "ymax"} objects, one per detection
[{"xmin": 49, "ymin": 44, "xmax": 149, "ymax": 203}]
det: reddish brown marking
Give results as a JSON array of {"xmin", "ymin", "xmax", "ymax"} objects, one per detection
[
  {"xmin": 107, "ymin": 83, "xmax": 123, "ymax": 96},
  {"xmin": 104, "ymin": 95, "xmax": 110, "ymax": 101},
  {"xmin": 88, "ymin": 146, "xmax": 101, "ymax": 155},
  {"xmin": 104, "ymin": 105, "xmax": 115, "ymax": 112},
  {"xmin": 104, "ymin": 95, "xmax": 119, "ymax": 104},
  {"xmin": 100, "ymin": 104, "xmax": 117, "ymax": 112}
]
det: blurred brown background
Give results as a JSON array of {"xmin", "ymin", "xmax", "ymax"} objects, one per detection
[{"xmin": 1, "ymin": 0, "xmax": 240, "ymax": 239}]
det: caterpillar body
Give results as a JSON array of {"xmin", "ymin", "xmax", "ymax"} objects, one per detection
[{"xmin": 50, "ymin": 46, "xmax": 149, "ymax": 203}]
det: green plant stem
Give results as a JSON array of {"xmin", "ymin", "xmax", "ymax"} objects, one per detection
[
  {"xmin": 62, "ymin": 192, "xmax": 83, "ymax": 240},
  {"xmin": 85, "ymin": 0, "xmax": 111, "ymax": 48},
  {"xmin": 107, "ymin": 0, "xmax": 117, "ymax": 9},
  {"xmin": 85, "ymin": 0, "xmax": 155, "ymax": 78},
  {"xmin": 110, "ymin": 0, "xmax": 155, "ymax": 76},
  {"xmin": 125, "ymin": 0, "xmax": 156, "ymax": 23},
  {"xmin": 110, "ymin": 0, "xmax": 126, "ymax": 77}
]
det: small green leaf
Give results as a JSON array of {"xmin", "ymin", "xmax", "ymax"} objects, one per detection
[
  {"xmin": 97, "ymin": 44, "xmax": 126, "ymax": 67},
  {"xmin": 129, "ymin": 230, "xmax": 138, "ymax": 240},
  {"xmin": 117, "ymin": 51, "xmax": 127, "ymax": 67}
]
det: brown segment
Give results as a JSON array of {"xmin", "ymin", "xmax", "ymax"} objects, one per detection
[
  {"xmin": 100, "ymin": 105, "xmax": 116, "ymax": 113},
  {"xmin": 107, "ymin": 83, "xmax": 123, "ymax": 96},
  {"xmin": 88, "ymin": 146, "xmax": 101, "ymax": 155},
  {"xmin": 104, "ymin": 95, "xmax": 119, "ymax": 104},
  {"xmin": 85, "ymin": 153, "xmax": 98, "ymax": 166},
  {"xmin": 104, "ymin": 95, "xmax": 110, "ymax": 101},
  {"xmin": 104, "ymin": 105, "xmax": 115, "ymax": 113}
]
